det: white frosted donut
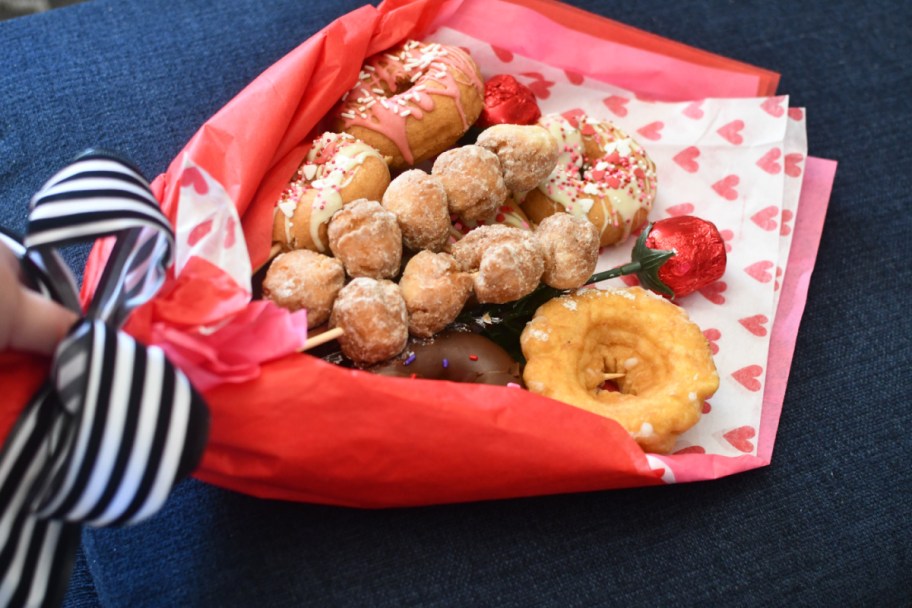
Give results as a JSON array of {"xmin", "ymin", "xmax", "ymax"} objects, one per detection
[
  {"xmin": 272, "ymin": 132, "xmax": 390, "ymax": 253},
  {"xmin": 521, "ymin": 113, "xmax": 657, "ymax": 247}
]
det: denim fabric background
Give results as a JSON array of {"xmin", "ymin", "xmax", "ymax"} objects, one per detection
[{"xmin": 1, "ymin": 0, "xmax": 910, "ymax": 606}]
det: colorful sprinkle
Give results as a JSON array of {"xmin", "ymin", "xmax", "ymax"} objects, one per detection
[
  {"xmin": 442, "ymin": 358, "xmax": 449, "ymax": 368},
  {"xmin": 404, "ymin": 353, "xmax": 416, "ymax": 366},
  {"xmin": 469, "ymin": 354, "xmax": 478, "ymax": 361}
]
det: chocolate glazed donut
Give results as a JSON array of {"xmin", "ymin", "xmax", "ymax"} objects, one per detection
[{"xmin": 369, "ymin": 328, "xmax": 523, "ymax": 386}]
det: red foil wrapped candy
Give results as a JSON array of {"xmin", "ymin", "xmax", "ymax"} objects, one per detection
[
  {"xmin": 478, "ymin": 74, "xmax": 542, "ymax": 128},
  {"xmin": 644, "ymin": 215, "xmax": 727, "ymax": 298}
]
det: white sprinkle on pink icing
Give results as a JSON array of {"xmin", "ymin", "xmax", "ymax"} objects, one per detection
[{"xmin": 334, "ymin": 40, "xmax": 483, "ymax": 164}]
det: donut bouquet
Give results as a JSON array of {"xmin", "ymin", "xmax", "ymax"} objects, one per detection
[
  {"xmin": 256, "ymin": 31, "xmax": 728, "ymax": 460},
  {"xmin": 4, "ymin": 0, "xmax": 833, "ymax": 507}
]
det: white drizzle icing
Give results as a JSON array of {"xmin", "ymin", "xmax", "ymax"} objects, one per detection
[
  {"xmin": 533, "ymin": 113, "xmax": 657, "ymax": 243},
  {"xmin": 277, "ymin": 133, "xmax": 383, "ymax": 252}
]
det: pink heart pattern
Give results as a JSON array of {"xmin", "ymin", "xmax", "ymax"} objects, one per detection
[
  {"xmin": 717, "ymin": 120, "xmax": 745, "ymax": 145},
  {"xmin": 491, "ymin": 45, "xmax": 514, "ymax": 63},
  {"xmin": 602, "ymin": 95, "xmax": 629, "ymax": 117},
  {"xmin": 187, "ymin": 218, "xmax": 213, "ymax": 246},
  {"xmin": 723, "ymin": 425, "xmax": 757, "ymax": 452},
  {"xmin": 703, "ymin": 328, "xmax": 721, "ymax": 355},
  {"xmin": 751, "ymin": 206, "xmax": 779, "ymax": 231},
  {"xmin": 785, "ymin": 153, "xmax": 804, "ymax": 177},
  {"xmin": 732, "ymin": 366, "xmax": 763, "ymax": 392},
  {"xmin": 780, "ymin": 210, "xmax": 794, "ymax": 236},
  {"xmin": 711, "ymin": 175, "xmax": 739, "ymax": 200},
  {"xmin": 756, "ymin": 148, "xmax": 782, "ymax": 174},
  {"xmin": 761, "ymin": 96, "xmax": 786, "ymax": 117},
  {"xmin": 224, "ymin": 215, "xmax": 237, "ymax": 249},
  {"xmin": 666, "ymin": 202, "xmax": 695, "ymax": 216},
  {"xmin": 674, "ymin": 446, "xmax": 706, "ymax": 455},
  {"xmin": 564, "ymin": 70, "xmax": 584, "ymax": 86},
  {"xmin": 636, "ymin": 121, "xmax": 664, "ymax": 141},
  {"xmin": 745, "ymin": 260, "xmax": 774, "ymax": 283},
  {"xmin": 738, "ymin": 314, "xmax": 769, "ymax": 337},
  {"xmin": 672, "ymin": 146, "xmax": 700, "ymax": 173},
  {"xmin": 683, "ymin": 100, "xmax": 705, "ymax": 119},
  {"xmin": 180, "ymin": 166, "xmax": 209, "ymax": 195},
  {"xmin": 519, "ymin": 72, "xmax": 553, "ymax": 99},
  {"xmin": 788, "ymin": 107, "xmax": 804, "ymax": 121},
  {"xmin": 560, "ymin": 107, "xmax": 585, "ymax": 125},
  {"xmin": 698, "ymin": 281, "xmax": 727, "ymax": 305}
]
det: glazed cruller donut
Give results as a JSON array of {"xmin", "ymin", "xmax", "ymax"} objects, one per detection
[{"xmin": 521, "ymin": 287, "xmax": 719, "ymax": 454}]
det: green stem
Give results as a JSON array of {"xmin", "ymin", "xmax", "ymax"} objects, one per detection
[{"xmin": 584, "ymin": 261, "xmax": 643, "ymax": 285}]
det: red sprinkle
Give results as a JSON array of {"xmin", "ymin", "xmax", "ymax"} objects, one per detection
[{"xmin": 469, "ymin": 354, "xmax": 479, "ymax": 361}]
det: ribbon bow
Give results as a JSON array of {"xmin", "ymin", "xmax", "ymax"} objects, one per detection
[{"xmin": 0, "ymin": 150, "xmax": 209, "ymax": 607}]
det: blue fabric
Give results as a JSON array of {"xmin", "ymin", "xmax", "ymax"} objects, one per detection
[{"xmin": 1, "ymin": 0, "xmax": 910, "ymax": 606}]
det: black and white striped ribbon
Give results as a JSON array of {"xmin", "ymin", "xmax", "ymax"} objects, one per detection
[{"xmin": 0, "ymin": 150, "xmax": 209, "ymax": 607}]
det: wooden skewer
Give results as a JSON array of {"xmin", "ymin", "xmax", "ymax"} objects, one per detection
[
  {"xmin": 298, "ymin": 326, "xmax": 344, "ymax": 352},
  {"xmin": 601, "ymin": 372, "xmax": 626, "ymax": 381},
  {"xmin": 249, "ymin": 243, "xmax": 345, "ymax": 352}
]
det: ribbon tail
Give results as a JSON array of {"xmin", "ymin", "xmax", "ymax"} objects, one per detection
[{"xmin": 0, "ymin": 390, "xmax": 81, "ymax": 608}]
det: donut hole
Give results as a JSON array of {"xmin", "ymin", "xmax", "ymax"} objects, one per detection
[
  {"xmin": 599, "ymin": 379, "xmax": 621, "ymax": 392},
  {"xmin": 579, "ymin": 329, "xmax": 667, "ymax": 399},
  {"xmin": 594, "ymin": 355, "xmax": 635, "ymax": 395}
]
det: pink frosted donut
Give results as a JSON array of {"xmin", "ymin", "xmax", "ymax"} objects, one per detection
[{"xmin": 331, "ymin": 40, "xmax": 484, "ymax": 170}]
